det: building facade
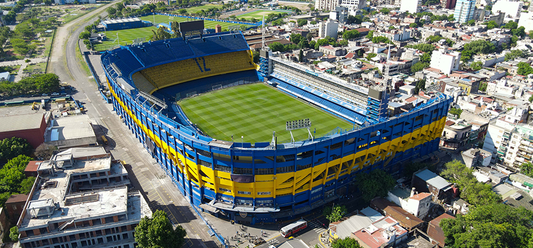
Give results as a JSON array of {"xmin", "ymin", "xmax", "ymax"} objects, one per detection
[
  {"xmin": 17, "ymin": 148, "xmax": 151, "ymax": 248},
  {"xmin": 400, "ymin": 0, "xmax": 421, "ymax": 13},
  {"xmin": 454, "ymin": 0, "xmax": 476, "ymax": 23},
  {"xmin": 315, "ymin": 0, "xmax": 340, "ymax": 11},
  {"xmin": 430, "ymin": 48, "xmax": 461, "ymax": 75}
]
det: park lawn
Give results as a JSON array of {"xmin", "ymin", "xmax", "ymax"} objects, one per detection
[
  {"xmin": 237, "ymin": 9, "xmax": 291, "ymax": 20},
  {"xmin": 139, "ymin": 15, "xmax": 253, "ymax": 30},
  {"xmin": 179, "ymin": 83, "xmax": 354, "ymax": 144},
  {"xmin": 93, "ymin": 26, "xmax": 157, "ymax": 51},
  {"xmin": 24, "ymin": 62, "xmax": 47, "ymax": 74}
]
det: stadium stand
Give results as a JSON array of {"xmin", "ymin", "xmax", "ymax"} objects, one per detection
[{"xmin": 140, "ymin": 51, "xmax": 255, "ymax": 93}]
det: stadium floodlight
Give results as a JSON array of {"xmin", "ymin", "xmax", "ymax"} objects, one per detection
[
  {"xmin": 286, "ymin": 118, "xmax": 311, "ymax": 131},
  {"xmin": 138, "ymin": 91, "xmax": 167, "ymax": 110},
  {"xmin": 285, "ymin": 119, "xmax": 313, "ymax": 143}
]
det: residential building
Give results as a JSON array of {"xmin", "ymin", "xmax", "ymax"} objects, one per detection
[
  {"xmin": 454, "ymin": 0, "xmax": 476, "ymax": 23},
  {"xmin": 483, "ymin": 118, "xmax": 515, "ymax": 164},
  {"xmin": 427, "ymin": 213, "xmax": 455, "ymax": 247},
  {"xmin": 505, "ymin": 124, "xmax": 533, "ymax": 168},
  {"xmin": 387, "ymin": 187, "xmax": 432, "ymax": 218},
  {"xmin": 0, "ymin": 113, "xmax": 47, "ymax": 148},
  {"xmin": 445, "ymin": 0, "xmax": 457, "ymax": 9},
  {"xmin": 44, "ymin": 114, "xmax": 98, "ymax": 149},
  {"xmin": 441, "ymin": 119, "xmax": 473, "ymax": 150},
  {"xmin": 315, "ymin": 0, "xmax": 340, "ymax": 11},
  {"xmin": 319, "ymin": 19, "xmax": 340, "ymax": 39},
  {"xmin": 461, "ymin": 148, "xmax": 492, "ymax": 168},
  {"xmin": 430, "ymin": 47, "xmax": 461, "ymax": 75},
  {"xmin": 518, "ymin": 12, "xmax": 533, "ymax": 32},
  {"xmin": 370, "ymin": 198, "xmax": 424, "ymax": 232},
  {"xmin": 412, "ymin": 169, "xmax": 453, "ymax": 202},
  {"xmin": 353, "ymin": 216, "xmax": 409, "ymax": 248},
  {"xmin": 17, "ymin": 147, "xmax": 151, "ymax": 248},
  {"xmin": 492, "ymin": 0, "xmax": 523, "ymax": 20},
  {"xmin": 340, "ymin": 0, "xmax": 366, "ymax": 16},
  {"xmin": 400, "ymin": 0, "xmax": 421, "ymax": 13}
]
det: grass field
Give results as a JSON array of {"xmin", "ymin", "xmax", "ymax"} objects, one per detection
[
  {"xmin": 139, "ymin": 15, "xmax": 253, "ymax": 30},
  {"xmin": 94, "ymin": 26, "xmax": 157, "ymax": 51},
  {"xmin": 179, "ymin": 83, "xmax": 354, "ymax": 144},
  {"xmin": 237, "ymin": 10, "xmax": 292, "ymax": 20}
]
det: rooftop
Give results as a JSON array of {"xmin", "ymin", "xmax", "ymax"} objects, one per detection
[
  {"xmin": 0, "ymin": 114, "xmax": 44, "ymax": 133},
  {"xmin": 415, "ymin": 169, "xmax": 452, "ymax": 190}
]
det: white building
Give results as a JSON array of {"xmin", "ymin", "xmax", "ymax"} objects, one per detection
[
  {"xmin": 429, "ymin": 47, "xmax": 461, "ymax": 75},
  {"xmin": 492, "ymin": 0, "xmax": 523, "ymax": 20},
  {"xmin": 387, "ymin": 187, "xmax": 432, "ymax": 219},
  {"xmin": 400, "ymin": 0, "xmax": 421, "ymax": 13},
  {"xmin": 518, "ymin": 12, "xmax": 533, "ymax": 32},
  {"xmin": 340, "ymin": 0, "xmax": 367, "ymax": 15},
  {"xmin": 454, "ymin": 0, "xmax": 476, "ymax": 23},
  {"xmin": 315, "ymin": 0, "xmax": 340, "ymax": 11},
  {"xmin": 319, "ymin": 19, "xmax": 340, "ymax": 39},
  {"xmin": 505, "ymin": 124, "xmax": 533, "ymax": 168}
]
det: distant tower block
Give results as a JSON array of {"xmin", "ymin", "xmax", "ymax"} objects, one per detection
[{"xmin": 215, "ymin": 24, "xmax": 222, "ymax": 33}]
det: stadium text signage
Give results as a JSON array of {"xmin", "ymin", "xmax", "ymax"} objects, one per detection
[{"xmin": 286, "ymin": 118, "xmax": 311, "ymax": 131}]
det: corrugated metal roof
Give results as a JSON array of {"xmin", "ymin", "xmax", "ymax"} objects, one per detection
[{"xmin": 415, "ymin": 169, "xmax": 451, "ymax": 190}]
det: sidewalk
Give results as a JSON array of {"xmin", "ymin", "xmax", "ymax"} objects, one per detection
[{"xmin": 203, "ymin": 213, "xmax": 280, "ymax": 247}]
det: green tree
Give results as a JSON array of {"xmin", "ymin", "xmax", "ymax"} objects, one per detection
[
  {"xmin": 366, "ymin": 53, "xmax": 377, "ymax": 60},
  {"xmin": 529, "ymin": 31, "xmax": 533, "ymax": 39},
  {"xmin": 323, "ymin": 205, "xmax": 347, "ymax": 222},
  {"xmin": 366, "ymin": 30, "xmax": 374, "ymax": 39},
  {"xmin": 448, "ymin": 108, "xmax": 462, "ymax": 118},
  {"xmin": 409, "ymin": 23, "xmax": 418, "ymax": 28},
  {"xmin": 517, "ymin": 62, "xmax": 533, "ymax": 76},
  {"xmin": 135, "ymin": 210, "xmax": 187, "ymax": 248},
  {"xmin": 471, "ymin": 61, "xmax": 483, "ymax": 70},
  {"xmin": 290, "ymin": 33, "xmax": 304, "ymax": 44},
  {"xmin": 520, "ymin": 162, "xmax": 533, "ymax": 177},
  {"xmin": 467, "ymin": 19, "xmax": 476, "ymax": 26},
  {"xmin": 504, "ymin": 21, "xmax": 518, "ymax": 30},
  {"xmin": 332, "ymin": 237, "xmax": 362, "ymax": 248},
  {"xmin": 479, "ymin": 82, "xmax": 488, "ymax": 91},
  {"xmin": 529, "ymin": 95, "xmax": 533, "ymax": 103},
  {"xmin": 486, "ymin": 20, "xmax": 499, "ymax": 29},
  {"xmin": 252, "ymin": 50, "xmax": 259, "ymax": 64},
  {"xmin": 420, "ymin": 53, "xmax": 431, "ymax": 63},
  {"xmin": 355, "ymin": 169, "xmax": 395, "ymax": 202},
  {"xmin": 0, "ymin": 137, "xmax": 32, "ymax": 162},
  {"xmin": 505, "ymin": 49, "xmax": 526, "ymax": 61},
  {"xmin": 411, "ymin": 61, "xmax": 429, "ymax": 73},
  {"xmin": 297, "ymin": 19, "xmax": 307, "ymax": 27},
  {"xmin": 380, "ymin": 8, "xmax": 390, "ymax": 14},
  {"xmin": 406, "ymin": 43, "xmax": 435, "ymax": 53},
  {"xmin": 178, "ymin": 9, "xmax": 187, "ymax": 15},
  {"xmin": 342, "ymin": 30, "xmax": 360, "ymax": 40},
  {"xmin": 9, "ymin": 226, "xmax": 18, "ymax": 242},
  {"xmin": 150, "ymin": 27, "xmax": 171, "ymax": 41},
  {"xmin": 11, "ymin": 38, "xmax": 29, "ymax": 55},
  {"xmin": 79, "ymin": 31, "xmax": 91, "ymax": 40},
  {"xmin": 106, "ymin": 7, "xmax": 117, "ymax": 15},
  {"xmin": 441, "ymin": 203, "xmax": 533, "ymax": 248},
  {"xmin": 269, "ymin": 42, "xmax": 285, "ymax": 52},
  {"xmin": 371, "ymin": 36, "xmax": 392, "ymax": 44}
]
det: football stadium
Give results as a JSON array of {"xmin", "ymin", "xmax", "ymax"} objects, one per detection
[{"xmin": 101, "ymin": 22, "xmax": 452, "ymax": 224}]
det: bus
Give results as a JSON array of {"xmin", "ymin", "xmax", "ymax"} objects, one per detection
[{"xmin": 280, "ymin": 219, "xmax": 307, "ymax": 238}]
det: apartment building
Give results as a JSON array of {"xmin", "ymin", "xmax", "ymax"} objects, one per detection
[{"xmin": 17, "ymin": 147, "xmax": 151, "ymax": 248}]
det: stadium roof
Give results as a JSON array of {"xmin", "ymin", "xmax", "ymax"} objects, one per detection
[{"xmin": 102, "ymin": 17, "xmax": 141, "ymax": 24}]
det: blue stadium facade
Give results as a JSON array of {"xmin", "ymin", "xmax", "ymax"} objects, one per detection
[{"xmin": 101, "ymin": 32, "xmax": 452, "ymax": 224}]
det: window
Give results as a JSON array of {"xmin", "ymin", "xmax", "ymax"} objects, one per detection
[
  {"xmin": 258, "ymin": 192, "xmax": 271, "ymax": 195},
  {"xmin": 238, "ymin": 191, "xmax": 251, "ymax": 195}
]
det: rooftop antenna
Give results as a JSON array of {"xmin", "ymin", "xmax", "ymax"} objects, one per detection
[{"xmin": 262, "ymin": 15, "xmax": 265, "ymax": 49}]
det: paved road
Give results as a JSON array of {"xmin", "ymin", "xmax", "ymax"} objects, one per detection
[{"xmin": 49, "ymin": 3, "xmax": 221, "ymax": 248}]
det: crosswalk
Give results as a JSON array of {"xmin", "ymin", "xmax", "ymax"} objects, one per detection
[{"xmin": 307, "ymin": 220, "xmax": 327, "ymax": 234}]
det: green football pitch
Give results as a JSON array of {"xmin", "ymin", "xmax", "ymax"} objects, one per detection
[
  {"xmin": 139, "ymin": 15, "xmax": 253, "ymax": 30},
  {"xmin": 178, "ymin": 83, "xmax": 354, "ymax": 144},
  {"xmin": 94, "ymin": 26, "xmax": 157, "ymax": 51},
  {"xmin": 237, "ymin": 10, "xmax": 292, "ymax": 20}
]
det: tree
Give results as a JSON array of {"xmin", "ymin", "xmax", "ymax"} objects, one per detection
[
  {"xmin": 529, "ymin": 95, "xmax": 533, "ymax": 103},
  {"xmin": 371, "ymin": 36, "xmax": 392, "ymax": 44},
  {"xmin": 448, "ymin": 108, "xmax": 462, "ymax": 118},
  {"xmin": 406, "ymin": 43, "xmax": 435, "ymax": 53},
  {"xmin": 420, "ymin": 53, "xmax": 431, "ymax": 63},
  {"xmin": 11, "ymin": 38, "xmax": 29, "ymax": 55},
  {"xmin": 107, "ymin": 7, "xmax": 117, "ymax": 15},
  {"xmin": 332, "ymin": 237, "xmax": 362, "ymax": 248},
  {"xmin": 504, "ymin": 21, "xmax": 518, "ymax": 30},
  {"xmin": 366, "ymin": 53, "xmax": 377, "ymax": 60},
  {"xmin": 323, "ymin": 205, "xmax": 347, "ymax": 222},
  {"xmin": 411, "ymin": 62, "xmax": 429, "ymax": 73},
  {"xmin": 79, "ymin": 31, "xmax": 91, "ymax": 40},
  {"xmin": 9, "ymin": 226, "xmax": 18, "ymax": 242},
  {"xmin": 366, "ymin": 30, "xmax": 374, "ymax": 39},
  {"xmin": 150, "ymin": 27, "xmax": 171, "ymax": 41},
  {"xmin": 520, "ymin": 162, "xmax": 533, "ymax": 177},
  {"xmin": 135, "ymin": 210, "xmax": 187, "ymax": 248},
  {"xmin": 505, "ymin": 49, "xmax": 526, "ymax": 61},
  {"xmin": 409, "ymin": 23, "xmax": 418, "ymax": 28},
  {"xmin": 517, "ymin": 62, "xmax": 533, "ymax": 76},
  {"xmin": 3, "ymin": 11, "xmax": 16, "ymax": 24},
  {"xmin": 342, "ymin": 30, "xmax": 360, "ymax": 40},
  {"xmin": 297, "ymin": 19, "xmax": 307, "ymax": 27},
  {"xmin": 467, "ymin": 19, "xmax": 476, "ymax": 26},
  {"xmin": 269, "ymin": 42, "xmax": 285, "ymax": 52},
  {"xmin": 178, "ymin": 9, "xmax": 187, "ymax": 15},
  {"xmin": 441, "ymin": 203, "xmax": 533, "ymax": 248},
  {"xmin": 0, "ymin": 137, "xmax": 32, "ymax": 162},
  {"xmin": 440, "ymin": 160, "xmax": 500, "ymax": 206},
  {"xmin": 486, "ymin": 20, "xmax": 499, "ymax": 29},
  {"xmin": 529, "ymin": 31, "xmax": 533, "ymax": 39},
  {"xmin": 479, "ymin": 82, "xmax": 488, "ymax": 92},
  {"xmin": 380, "ymin": 8, "xmax": 390, "ymax": 14},
  {"xmin": 470, "ymin": 61, "xmax": 483, "ymax": 70},
  {"xmin": 290, "ymin": 33, "xmax": 304, "ymax": 45},
  {"xmin": 355, "ymin": 169, "xmax": 395, "ymax": 202}
]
